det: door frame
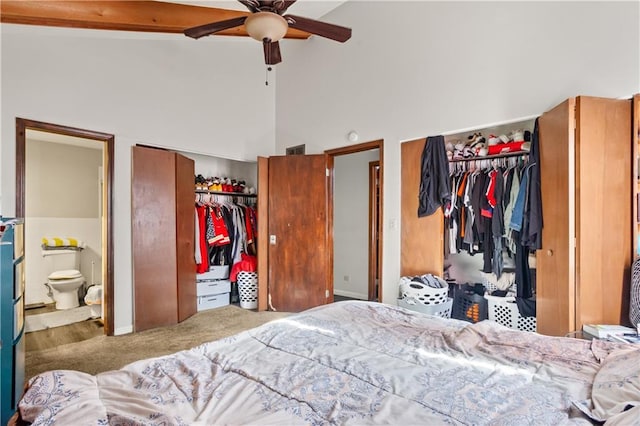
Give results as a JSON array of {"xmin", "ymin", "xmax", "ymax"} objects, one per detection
[
  {"xmin": 325, "ymin": 140, "xmax": 384, "ymax": 302},
  {"xmin": 15, "ymin": 118, "xmax": 115, "ymax": 336},
  {"xmin": 368, "ymin": 160, "xmax": 380, "ymax": 301}
]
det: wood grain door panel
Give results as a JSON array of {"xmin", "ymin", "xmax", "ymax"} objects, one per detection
[
  {"xmin": 257, "ymin": 156, "xmax": 269, "ymax": 311},
  {"xmin": 132, "ymin": 146, "xmax": 178, "ymax": 331},
  {"xmin": 575, "ymin": 96, "xmax": 632, "ymax": 328},
  {"xmin": 401, "ymin": 138, "xmax": 444, "ymax": 277},
  {"xmin": 268, "ymin": 154, "xmax": 328, "ymax": 312},
  {"xmin": 537, "ymin": 98, "xmax": 575, "ymax": 336},
  {"xmin": 176, "ymin": 152, "xmax": 196, "ymax": 322}
]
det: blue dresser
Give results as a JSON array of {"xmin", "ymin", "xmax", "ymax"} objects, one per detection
[{"xmin": 0, "ymin": 218, "xmax": 25, "ymax": 424}]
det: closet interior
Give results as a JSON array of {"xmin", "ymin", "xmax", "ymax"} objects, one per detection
[
  {"xmin": 402, "ymin": 95, "xmax": 636, "ymax": 337},
  {"xmin": 187, "ymin": 152, "xmax": 258, "ymax": 313},
  {"xmin": 442, "ymin": 119, "xmax": 537, "ymax": 301}
]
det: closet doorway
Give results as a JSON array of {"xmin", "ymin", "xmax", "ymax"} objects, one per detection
[
  {"xmin": 16, "ymin": 118, "xmax": 114, "ymax": 337},
  {"xmin": 326, "ymin": 140, "xmax": 383, "ymax": 303}
]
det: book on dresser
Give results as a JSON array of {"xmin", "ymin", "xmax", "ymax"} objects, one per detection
[
  {"xmin": 582, "ymin": 324, "xmax": 636, "ymax": 339},
  {"xmin": 606, "ymin": 333, "xmax": 640, "ymax": 344}
]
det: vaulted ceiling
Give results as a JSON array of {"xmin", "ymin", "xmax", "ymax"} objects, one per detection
[{"xmin": 0, "ymin": 1, "xmax": 345, "ymax": 39}]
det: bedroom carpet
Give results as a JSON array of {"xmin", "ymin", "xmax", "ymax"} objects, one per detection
[{"xmin": 25, "ymin": 305, "xmax": 290, "ymax": 380}]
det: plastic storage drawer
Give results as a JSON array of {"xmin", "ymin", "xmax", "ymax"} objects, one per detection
[
  {"xmin": 197, "ymin": 293, "xmax": 230, "ymax": 312},
  {"xmin": 196, "ymin": 279, "xmax": 231, "ymax": 296}
]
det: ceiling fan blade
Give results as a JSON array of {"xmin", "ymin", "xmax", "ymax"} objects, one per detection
[
  {"xmin": 263, "ymin": 40, "xmax": 282, "ymax": 65},
  {"xmin": 284, "ymin": 14, "xmax": 351, "ymax": 43},
  {"xmin": 237, "ymin": 0, "xmax": 260, "ymax": 13},
  {"xmin": 184, "ymin": 16, "xmax": 247, "ymax": 39}
]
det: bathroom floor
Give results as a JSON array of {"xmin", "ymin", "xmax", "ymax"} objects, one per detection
[
  {"xmin": 25, "ymin": 303, "xmax": 103, "ymax": 351},
  {"xmin": 25, "ymin": 303, "xmax": 57, "ymax": 316}
]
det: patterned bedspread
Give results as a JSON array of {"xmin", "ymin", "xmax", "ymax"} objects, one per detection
[{"xmin": 17, "ymin": 301, "xmax": 640, "ymax": 425}]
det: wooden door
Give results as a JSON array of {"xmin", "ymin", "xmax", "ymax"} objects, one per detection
[
  {"xmin": 267, "ymin": 154, "xmax": 328, "ymax": 312},
  {"xmin": 537, "ymin": 98, "xmax": 576, "ymax": 336},
  {"xmin": 575, "ymin": 96, "xmax": 632, "ymax": 328},
  {"xmin": 175, "ymin": 153, "xmax": 196, "ymax": 322},
  {"xmin": 634, "ymin": 94, "xmax": 640, "ymax": 260},
  {"xmin": 400, "ymin": 138, "xmax": 444, "ymax": 277},
  {"xmin": 132, "ymin": 146, "xmax": 178, "ymax": 331},
  {"xmin": 257, "ymin": 156, "xmax": 269, "ymax": 311}
]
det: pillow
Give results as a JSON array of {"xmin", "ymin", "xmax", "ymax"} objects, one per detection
[{"xmin": 590, "ymin": 346, "xmax": 640, "ymax": 420}]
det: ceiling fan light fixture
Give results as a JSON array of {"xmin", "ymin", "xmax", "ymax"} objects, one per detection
[{"xmin": 245, "ymin": 12, "xmax": 288, "ymax": 42}]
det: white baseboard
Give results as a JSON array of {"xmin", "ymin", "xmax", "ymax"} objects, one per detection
[
  {"xmin": 114, "ymin": 325, "xmax": 133, "ymax": 335},
  {"xmin": 334, "ymin": 289, "xmax": 367, "ymax": 300}
]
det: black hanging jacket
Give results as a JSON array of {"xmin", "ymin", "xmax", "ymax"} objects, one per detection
[{"xmin": 418, "ymin": 135, "xmax": 451, "ymax": 217}]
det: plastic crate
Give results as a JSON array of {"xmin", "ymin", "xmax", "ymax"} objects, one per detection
[
  {"xmin": 398, "ymin": 297, "xmax": 453, "ymax": 318},
  {"xmin": 485, "ymin": 295, "xmax": 537, "ymax": 332},
  {"xmin": 451, "ymin": 289, "xmax": 488, "ymax": 323}
]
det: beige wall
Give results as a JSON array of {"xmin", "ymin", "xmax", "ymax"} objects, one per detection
[{"xmin": 26, "ymin": 139, "xmax": 102, "ymax": 218}]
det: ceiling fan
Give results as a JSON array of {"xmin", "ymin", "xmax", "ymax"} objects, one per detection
[{"xmin": 183, "ymin": 0, "xmax": 352, "ymax": 65}]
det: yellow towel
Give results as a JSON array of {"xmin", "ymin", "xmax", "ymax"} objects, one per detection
[{"xmin": 42, "ymin": 237, "xmax": 85, "ymax": 248}]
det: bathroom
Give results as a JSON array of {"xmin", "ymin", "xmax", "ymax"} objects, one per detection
[{"xmin": 23, "ymin": 129, "xmax": 105, "ymax": 333}]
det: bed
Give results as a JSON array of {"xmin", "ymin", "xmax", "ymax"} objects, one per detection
[{"xmin": 14, "ymin": 301, "xmax": 640, "ymax": 425}]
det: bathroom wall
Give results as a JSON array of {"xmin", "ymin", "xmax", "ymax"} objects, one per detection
[{"xmin": 25, "ymin": 138, "xmax": 103, "ymax": 306}]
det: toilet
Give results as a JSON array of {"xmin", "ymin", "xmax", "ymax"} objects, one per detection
[{"xmin": 42, "ymin": 249, "xmax": 86, "ymax": 310}]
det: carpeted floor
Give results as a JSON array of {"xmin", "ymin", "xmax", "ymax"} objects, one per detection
[{"xmin": 26, "ymin": 305, "xmax": 290, "ymax": 380}]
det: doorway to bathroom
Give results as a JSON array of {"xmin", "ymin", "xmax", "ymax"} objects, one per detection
[{"xmin": 15, "ymin": 118, "xmax": 114, "ymax": 341}]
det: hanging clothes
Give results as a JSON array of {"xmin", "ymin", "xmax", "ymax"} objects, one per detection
[
  {"xmin": 195, "ymin": 194, "xmax": 257, "ymax": 273},
  {"xmin": 195, "ymin": 205, "xmax": 210, "ymax": 274},
  {"xmin": 523, "ymin": 118, "xmax": 543, "ymax": 250},
  {"xmin": 418, "ymin": 135, "xmax": 452, "ymax": 217}
]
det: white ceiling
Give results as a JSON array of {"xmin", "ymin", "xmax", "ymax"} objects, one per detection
[{"xmin": 159, "ymin": 0, "xmax": 348, "ymax": 20}]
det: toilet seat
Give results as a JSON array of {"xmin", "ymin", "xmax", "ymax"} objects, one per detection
[
  {"xmin": 47, "ymin": 276, "xmax": 84, "ymax": 285},
  {"xmin": 48, "ymin": 269, "xmax": 82, "ymax": 280}
]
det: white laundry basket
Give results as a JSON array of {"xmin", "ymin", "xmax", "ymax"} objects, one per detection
[
  {"xmin": 237, "ymin": 271, "xmax": 258, "ymax": 309},
  {"xmin": 485, "ymin": 295, "xmax": 537, "ymax": 332},
  {"xmin": 398, "ymin": 275, "xmax": 449, "ymax": 305},
  {"xmin": 398, "ymin": 297, "xmax": 453, "ymax": 318}
]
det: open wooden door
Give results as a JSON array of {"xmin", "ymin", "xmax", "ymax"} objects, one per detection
[
  {"xmin": 175, "ymin": 152, "xmax": 197, "ymax": 322},
  {"xmin": 537, "ymin": 99, "xmax": 576, "ymax": 336},
  {"xmin": 400, "ymin": 138, "xmax": 444, "ymax": 276},
  {"xmin": 574, "ymin": 96, "xmax": 631, "ymax": 328},
  {"xmin": 132, "ymin": 146, "xmax": 196, "ymax": 331},
  {"xmin": 259, "ymin": 154, "xmax": 329, "ymax": 312}
]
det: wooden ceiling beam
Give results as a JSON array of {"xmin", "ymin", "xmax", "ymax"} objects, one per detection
[{"xmin": 0, "ymin": 1, "xmax": 310, "ymax": 39}]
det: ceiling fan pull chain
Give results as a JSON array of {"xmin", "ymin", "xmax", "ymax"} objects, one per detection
[{"xmin": 265, "ymin": 66, "xmax": 272, "ymax": 86}]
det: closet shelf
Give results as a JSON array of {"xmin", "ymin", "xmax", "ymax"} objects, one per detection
[
  {"xmin": 195, "ymin": 190, "xmax": 257, "ymax": 197},
  {"xmin": 449, "ymin": 151, "xmax": 529, "ymax": 163}
]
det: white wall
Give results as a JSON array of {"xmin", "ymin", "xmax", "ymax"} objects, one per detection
[
  {"xmin": 1, "ymin": 24, "xmax": 276, "ymax": 334},
  {"xmin": 333, "ymin": 149, "xmax": 379, "ymax": 299},
  {"xmin": 276, "ymin": 1, "xmax": 640, "ymax": 304}
]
